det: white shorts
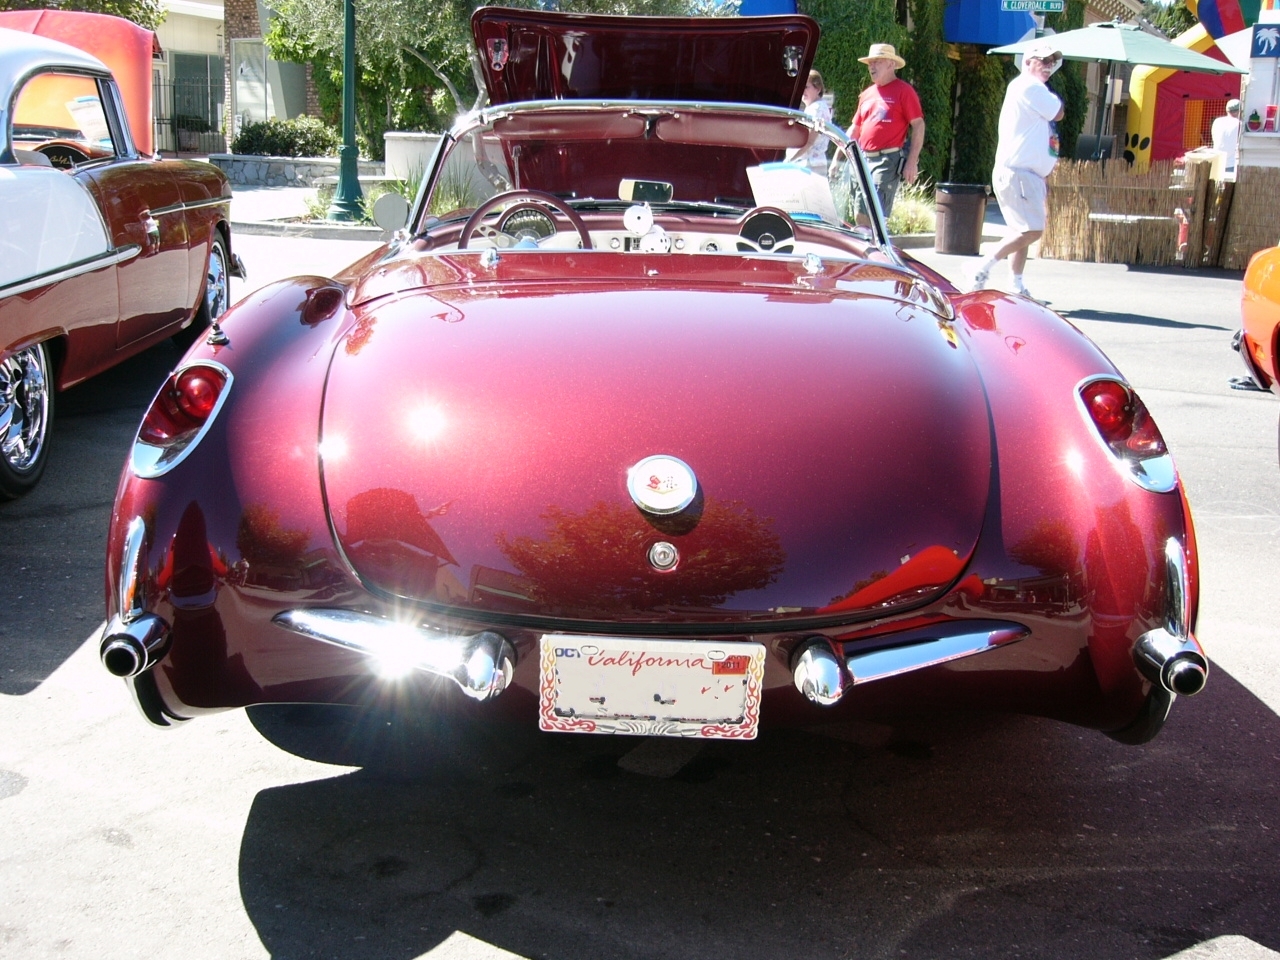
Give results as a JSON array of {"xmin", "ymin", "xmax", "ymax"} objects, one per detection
[{"xmin": 993, "ymin": 166, "xmax": 1048, "ymax": 234}]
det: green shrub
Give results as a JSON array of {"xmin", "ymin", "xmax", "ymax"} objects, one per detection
[
  {"xmin": 887, "ymin": 180, "xmax": 937, "ymax": 235},
  {"xmin": 231, "ymin": 117, "xmax": 340, "ymax": 158}
]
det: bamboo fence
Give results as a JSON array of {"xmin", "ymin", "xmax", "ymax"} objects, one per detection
[
  {"xmin": 1219, "ymin": 165, "xmax": 1280, "ymax": 270},
  {"xmin": 1042, "ymin": 159, "xmax": 1209, "ymax": 267}
]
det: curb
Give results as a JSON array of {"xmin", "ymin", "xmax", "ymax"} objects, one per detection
[
  {"xmin": 230, "ymin": 220, "xmax": 387, "ymax": 242},
  {"xmin": 893, "ymin": 230, "xmax": 1004, "ymax": 251}
]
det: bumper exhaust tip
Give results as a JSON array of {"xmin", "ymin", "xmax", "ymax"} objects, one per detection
[
  {"xmin": 792, "ymin": 642, "xmax": 846, "ymax": 706},
  {"xmin": 100, "ymin": 614, "xmax": 171, "ymax": 678},
  {"xmin": 1135, "ymin": 629, "xmax": 1208, "ymax": 698}
]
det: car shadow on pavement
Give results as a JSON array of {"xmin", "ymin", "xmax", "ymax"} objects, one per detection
[
  {"xmin": 238, "ymin": 669, "xmax": 1280, "ymax": 960},
  {"xmin": 0, "ymin": 338, "xmax": 181, "ymax": 695},
  {"xmin": 1057, "ymin": 308, "xmax": 1234, "ymax": 333}
]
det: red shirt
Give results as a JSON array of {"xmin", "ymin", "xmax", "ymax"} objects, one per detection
[{"xmin": 850, "ymin": 78, "xmax": 923, "ymax": 152}]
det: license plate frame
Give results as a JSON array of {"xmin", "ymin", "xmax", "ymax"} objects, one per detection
[{"xmin": 538, "ymin": 635, "xmax": 766, "ymax": 739}]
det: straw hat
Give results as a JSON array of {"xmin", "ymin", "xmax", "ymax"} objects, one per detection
[{"xmin": 858, "ymin": 43, "xmax": 906, "ymax": 69}]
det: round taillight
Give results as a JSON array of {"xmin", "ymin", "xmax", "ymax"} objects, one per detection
[
  {"xmin": 138, "ymin": 364, "xmax": 229, "ymax": 446},
  {"xmin": 1082, "ymin": 379, "xmax": 1133, "ymax": 441},
  {"xmin": 175, "ymin": 368, "xmax": 223, "ymax": 420}
]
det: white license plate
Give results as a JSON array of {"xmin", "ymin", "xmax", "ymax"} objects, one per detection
[{"xmin": 538, "ymin": 636, "xmax": 766, "ymax": 739}]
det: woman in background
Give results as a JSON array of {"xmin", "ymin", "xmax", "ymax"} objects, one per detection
[{"xmin": 801, "ymin": 69, "xmax": 833, "ymax": 173}]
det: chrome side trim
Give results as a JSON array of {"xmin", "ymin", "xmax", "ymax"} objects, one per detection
[
  {"xmin": 845, "ymin": 624, "xmax": 1027, "ymax": 685},
  {"xmin": 0, "ymin": 246, "xmax": 140, "ymax": 302},
  {"xmin": 118, "ymin": 516, "xmax": 147, "ymax": 621},
  {"xmin": 274, "ymin": 609, "xmax": 517, "ymax": 701},
  {"xmin": 1164, "ymin": 536, "xmax": 1189, "ymax": 639},
  {"xmin": 130, "ymin": 360, "xmax": 234, "ymax": 479},
  {"xmin": 150, "ymin": 196, "xmax": 230, "ymax": 217}
]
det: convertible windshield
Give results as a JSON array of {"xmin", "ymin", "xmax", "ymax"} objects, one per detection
[{"xmin": 416, "ymin": 102, "xmax": 884, "ymax": 252}]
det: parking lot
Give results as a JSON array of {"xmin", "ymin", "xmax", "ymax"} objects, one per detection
[{"xmin": 1, "ymin": 233, "xmax": 1278, "ymax": 960}]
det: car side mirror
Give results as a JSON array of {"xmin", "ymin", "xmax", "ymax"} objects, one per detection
[{"xmin": 373, "ymin": 192, "xmax": 410, "ymax": 233}]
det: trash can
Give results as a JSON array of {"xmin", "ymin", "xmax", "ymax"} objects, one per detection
[{"xmin": 934, "ymin": 183, "xmax": 989, "ymax": 256}]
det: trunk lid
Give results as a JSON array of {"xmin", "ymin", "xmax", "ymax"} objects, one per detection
[
  {"xmin": 321, "ymin": 266, "xmax": 990, "ymax": 626},
  {"xmin": 471, "ymin": 7, "xmax": 819, "ymax": 109}
]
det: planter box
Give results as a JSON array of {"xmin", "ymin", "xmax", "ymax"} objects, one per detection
[
  {"xmin": 207, "ymin": 153, "xmax": 384, "ymax": 187},
  {"xmin": 382, "ymin": 131, "xmax": 490, "ymax": 202},
  {"xmin": 384, "ymin": 132, "xmax": 442, "ymax": 181}
]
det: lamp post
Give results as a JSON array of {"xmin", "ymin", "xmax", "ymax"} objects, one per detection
[{"xmin": 327, "ymin": 0, "xmax": 363, "ymax": 220}]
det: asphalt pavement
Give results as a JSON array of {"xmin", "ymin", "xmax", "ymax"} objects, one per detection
[{"xmin": 3, "ymin": 196, "xmax": 1279, "ymax": 960}]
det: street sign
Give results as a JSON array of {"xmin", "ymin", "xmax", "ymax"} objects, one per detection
[{"xmin": 1001, "ymin": 0, "xmax": 1065, "ymax": 10}]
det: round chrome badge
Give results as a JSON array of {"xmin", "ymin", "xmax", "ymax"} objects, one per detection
[{"xmin": 627, "ymin": 455, "xmax": 697, "ymax": 516}]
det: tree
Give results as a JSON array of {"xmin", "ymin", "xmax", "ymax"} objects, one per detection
[
  {"xmin": 799, "ymin": 0, "xmax": 905, "ymax": 130},
  {"xmin": 1046, "ymin": 0, "xmax": 1087, "ymax": 161},
  {"xmin": 0, "ymin": 0, "xmax": 166, "ymax": 31},
  {"xmin": 265, "ymin": 0, "xmax": 713, "ymax": 158},
  {"xmin": 1143, "ymin": 0, "xmax": 1197, "ymax": 38},
  {"xmin": 904, "ymin": 0, "xmax": 953, "ymax": 185},
  {"xmin": 951, "ymin": 48, "xmax": 1008, "ymax": 184}
]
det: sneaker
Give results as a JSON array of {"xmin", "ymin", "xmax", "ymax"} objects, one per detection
[
  {"xmin": 1013, "ymin": 281, "xmax": 1042, "ymax": 303},
  {"xmin": 967, "ymin": 264, "xmax": 991, "ymax": 292}
]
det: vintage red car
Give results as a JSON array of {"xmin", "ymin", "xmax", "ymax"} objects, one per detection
[
  {"xmin": 102, "ymin": 8, "xmax": 1205, "ymax": 747},
  {"xmin": 0, "ymin": 15, "xmax": 243, "ymax": 499}
]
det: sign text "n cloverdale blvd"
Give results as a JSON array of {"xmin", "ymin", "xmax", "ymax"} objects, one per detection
[{"xmin": 1001, "ymin": 0, "xmax": 1066, "ymax": 10}]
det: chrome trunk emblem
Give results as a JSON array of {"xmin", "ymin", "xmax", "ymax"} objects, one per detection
[{"xmin": 627, "ymin": 455, "xmax": 697, "ymax": 515}]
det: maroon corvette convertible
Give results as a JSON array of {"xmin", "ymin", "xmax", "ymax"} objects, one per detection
[{"xmin": 103, "ymin": 9, "xmax": 1206, "ymax": 746}]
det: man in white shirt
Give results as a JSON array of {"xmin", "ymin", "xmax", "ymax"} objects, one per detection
[
  {"xmin": 969, "ymin": 41, "xmax": 1065, "ymax": 300},
  {"xmin": 1211, "ymin": 99, "xmax": 1241, "ymax": 176}
]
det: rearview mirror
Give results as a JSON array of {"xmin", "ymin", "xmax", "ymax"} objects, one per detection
[{"xmin": 619, "ymin": 178, "xmax": 673, "ymax": 204}]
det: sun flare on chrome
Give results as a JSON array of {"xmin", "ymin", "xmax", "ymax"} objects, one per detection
[{"xmin": 408, "ymin": 404, "xmax": 448, "ymax": 442}]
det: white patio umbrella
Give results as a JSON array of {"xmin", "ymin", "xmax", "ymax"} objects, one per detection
[{"xmin": 990, "ymin": 21, "xmax": 1246, "ymax": 158}]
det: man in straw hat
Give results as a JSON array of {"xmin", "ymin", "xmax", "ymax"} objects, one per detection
[
  {"xmin": 969, "ymin": 40, "xmax": 1064, "ymax": 300},
  {"xmin": 847, "ymin": 42, "xmax": 925, "ymax": 223}
]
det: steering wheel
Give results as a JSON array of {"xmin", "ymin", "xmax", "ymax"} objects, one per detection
[
  {"xmin": 37, "ymin": 144, "xmax": 90, "ymax": 169},
  {"xmin": 736, "ymin": 206, "xmax": 797, "ymax": 255},
  {"xmin": 458, "ymin": 189, "xmax": 593, "ymax": 250}
]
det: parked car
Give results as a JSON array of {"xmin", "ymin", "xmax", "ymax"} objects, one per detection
[
  {"xmin": 102, "ymin": 8, "xmax": 1205, "ymax": 747},
  {"xmin": 0, "ymin": 22, "xmax": 243, "ymax": 499},
  {"xmin": 1236, "ymin": 244, "xmax": 1280, "ymax": 402}
]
